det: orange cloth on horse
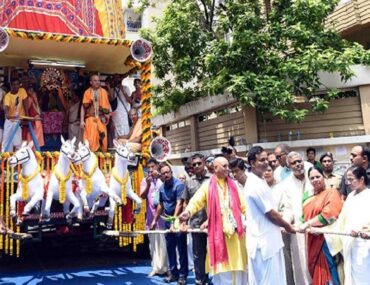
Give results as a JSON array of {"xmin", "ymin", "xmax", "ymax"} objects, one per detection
[
  {"xmin": 303, "ymin": 188, "xmax": 343, "ymax": 285},
  {"xmin": 82, "ymin": 87, "xmax": 110, "ymax": 152}
]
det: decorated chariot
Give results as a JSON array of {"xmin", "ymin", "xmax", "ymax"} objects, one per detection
[{"xmin": 0, "ymin": 1, "xmax": 156, "ymax": 258}]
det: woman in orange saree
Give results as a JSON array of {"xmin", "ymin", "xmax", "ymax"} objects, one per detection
[{"xmin": 300, "ymin": 166, "xmax": 343, "ymax": 285}]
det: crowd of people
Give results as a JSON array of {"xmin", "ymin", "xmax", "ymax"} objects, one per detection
[
  {"xmin": 0, "ymin": 73, "xmax": 143, "ymax": 153},
  {"xmin": 1, "ymin": 72, "xmax": 370, "ymax": 285},
  {"xmin": 141, "ymin": 144, "xmax": 370, "ymax": 285}
]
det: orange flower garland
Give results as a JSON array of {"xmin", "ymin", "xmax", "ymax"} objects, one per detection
[{"xmin": 140, "ymin": 61, "xmax": 153, "ymax": 162}]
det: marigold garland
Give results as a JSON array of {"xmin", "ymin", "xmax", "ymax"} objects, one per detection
[
  {"xmin": 5, "ymin": 28, "xmax": 132, "ymax": 47},
  {"xmin": 19, "ymin": 166, "xmax": 41, "ymax": 201},
  {"xmin": 112, "ymin": 168, "xmax": 129, "ymax": 205},
  {"xmin": 139, "ymin": 61, "xmax": 153, "ymax": 163},
  {"xmin": 119, "ymin": 207, "xmax": 123, "ymax": 247},
  {"xmin": 81, "ymin": 154, "xmax": 98, "ymax": 195},
  {"xmin": 105, "ymin": 153, "xmax": 112, "ymax": 173},
  {"xmin": 0, "ymin": 154, "xmax": 7, "ymax": 252},
  {"xmin": 35, "ymin": 151, "xmax": 43, "ymax": 169},
  {"xmin": 9, "ymin": 165, "xmax": 14, "ymax": 256},
  {"xmin": 5, "ymin": 158, "xmax": 10, "ymax": 254},
  {"xmin": 54, "ymin": 167, "xmax": 73, "ymax": 204},
  {"xmin": 70, "ymin": 163, "xmax": 82, "ymax": 178},
  {"xmin": 98, "ymin": 152, "xmax": 107, "ymax": 174},
  {"xmin": 16, "ymin": 226, "xmax": 20, "ymax": 257}
]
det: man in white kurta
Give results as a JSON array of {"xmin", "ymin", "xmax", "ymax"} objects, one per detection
[
  {"xmin": 245, "ymin": 146, "xmax": 296, "ymax": 285},
  {"xmin": 325, "ymin": 185, "xmax": 370, "ymax": 284},
  {"xmin": 278, "ymin": 152, "xmax": 313, "ymax": 285},
  {"xmin": 110, "ymin": 83, "xmax": 131, "ymax": 138}
]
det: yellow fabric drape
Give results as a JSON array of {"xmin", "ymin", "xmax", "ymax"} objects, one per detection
[{"xmin": 94, "ymin": 0, "xmax": 125, "ymax": 38}]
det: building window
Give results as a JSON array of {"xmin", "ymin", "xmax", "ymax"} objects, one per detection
[
  {"xmin": 165, "ymin": 119, "xmax": 190, "ymax": 131},
  {"xmin": 198, "ymin": 104, "xmax": 240, "ymax": 122},
  {"xmin": 124, "ymin": 9, "xmax": 142, "ymax": 32}
]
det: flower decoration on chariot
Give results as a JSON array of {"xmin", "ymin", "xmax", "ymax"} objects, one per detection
[{"xmin": 41, "ymin": 68, "xmax": 64, "ymax": 90}]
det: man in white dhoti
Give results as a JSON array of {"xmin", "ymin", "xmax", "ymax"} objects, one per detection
[
  {"xmin": 245, "ymin": 146, "xmax": 296, "ymax": 285},
  {"xmin": 277, "ymin": 151, "xmax": 313, "ymax": 285},
  {"xmin": 139, "ymin": 158, "xmax": 168, "ymax": 277},
  {"xmin": 107, "ymin": 75, "xmax": 132, "ymax": 139},
  {"xmin": 325, "ymin": 166, "xmax": 370, "ymax": 285}
]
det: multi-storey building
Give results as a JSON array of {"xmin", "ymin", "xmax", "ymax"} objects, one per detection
[{"xmin": 146, "ymin": 0, "xmax": 370, "ymax": 165}]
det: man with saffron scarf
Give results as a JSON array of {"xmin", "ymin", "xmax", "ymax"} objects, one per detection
[
  {"xmin": 245, "ymin": 146, "xmax": 296, "ymax": 285},
  {"xmin": 80, "ymin": 74, "xmax": 110, "ymax": 152},
  {"xmin": 180, "ymin": 156, "xmax": 248, "ymax": 285}
]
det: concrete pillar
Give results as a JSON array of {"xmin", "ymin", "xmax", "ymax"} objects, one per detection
[
  {"xmin": 242, "ymin": 106, "xmax": 258, "ymax": 144},
  {"xmin": 189, "ymin": 115, "xmax": 199, "ymax": 151},
  {"xmin": 359, "ymin": 85, "xmax": 370, "ymax": 135}
]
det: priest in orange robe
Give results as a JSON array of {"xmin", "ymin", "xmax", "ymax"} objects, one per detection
[{"xmin": 81, "ymin": 74, "xmax": 110, "ymax": 152}]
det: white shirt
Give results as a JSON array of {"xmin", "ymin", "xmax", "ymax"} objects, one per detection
[
  {"xmin": 245, "ymin": 172, "xmax": 284, "ymax": 260},
  {"xmin": 111, "ymin": 85, "xmax": 131, "ymax": 137},
  {"xmin": 279, "ymin": 162, "xmax": 314, "ymax": 225}
]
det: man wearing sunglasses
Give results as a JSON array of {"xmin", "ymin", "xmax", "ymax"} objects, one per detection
[
  {"xmin": 273, "ymin": 144, "xmax": 291, "ymax": 183},
  {"xmin": 275, "ymin": 151, "xmax": 313, "ymax": 285},
  {"xmin": 151, "ymin": 164, "xmax": 188, "ymax": 285},
  {"xmin": 182, "ymin": 153, "xmax": 211, "ymax": 285}
]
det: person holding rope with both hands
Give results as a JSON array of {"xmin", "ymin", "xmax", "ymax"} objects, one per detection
[
  {"xmin": 299, "ymin": 166, "xmax": 343, "ymax": 285},
  {"xmin": 316, "ymin": 166, "xmax": 370, "ymax": 285},
  {"xmin": 181, "ymin": 153, "xmax": 211, "ymax": 285},
  {"xmin": 150, "ymin": 163, "xmax": 188, "ymax": 285},
  {"xmin": 179, "ymin": 156, "xmax": 248, "ymax": 285},
  {"xmin": 244, "ymin": 146, "xmax": 297, "ymax": 285}
]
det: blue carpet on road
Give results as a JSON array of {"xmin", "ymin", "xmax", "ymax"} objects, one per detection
[{"xmin": 0, "ymin": 262, "xmax": 195, "ymax": 285}]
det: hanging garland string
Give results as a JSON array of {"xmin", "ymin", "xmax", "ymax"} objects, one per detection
[
  {"xmin": 5, "ymin": 28, "xmax": 132, "ymax": 47},
  {"xmin": 140, "ymin": 61, "xmax": 153, "ymax": 162}
]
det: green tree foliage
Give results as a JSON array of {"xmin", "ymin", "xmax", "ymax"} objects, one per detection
[{"xmin": 140, "ymin": 0, "xmax": 370, "ymax": 121}]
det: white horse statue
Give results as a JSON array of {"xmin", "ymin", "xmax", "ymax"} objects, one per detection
[
  {"xmin": 40, "ymin": 136, "xmax": 82, "ymax": 223},
  {"xmin": 76, "ymin": 140, "xmax": 122, "ymax": 216},
  {"xmin": 103, "ymin": 140, "xmax": 142, "ymax": 229},
  {"xmin": 9, "ymin": 141, "xmax": 44, "ymax": 222}
]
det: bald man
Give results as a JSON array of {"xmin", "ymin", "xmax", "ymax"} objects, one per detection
[
  {"xmin": 180, "ymin": 156, "xmax": 248, "ymax": 285},
  {"xmin": 81, "ymin": 74, "xmax": 111, "ymax": 152}
]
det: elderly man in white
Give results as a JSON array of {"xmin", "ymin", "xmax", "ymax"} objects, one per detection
[{"xmin": 274, "ymin": 151, "xmax": 313, "ymax": 285}]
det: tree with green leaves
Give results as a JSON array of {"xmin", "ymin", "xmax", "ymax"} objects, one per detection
[{"xmin": 139, "ymin": 0, "xmax": 370, "ymax": 121}]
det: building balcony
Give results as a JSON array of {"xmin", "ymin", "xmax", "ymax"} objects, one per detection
[{"xmin": 327, "ymin": 0, "xmax": 370, "ymax": 48}]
